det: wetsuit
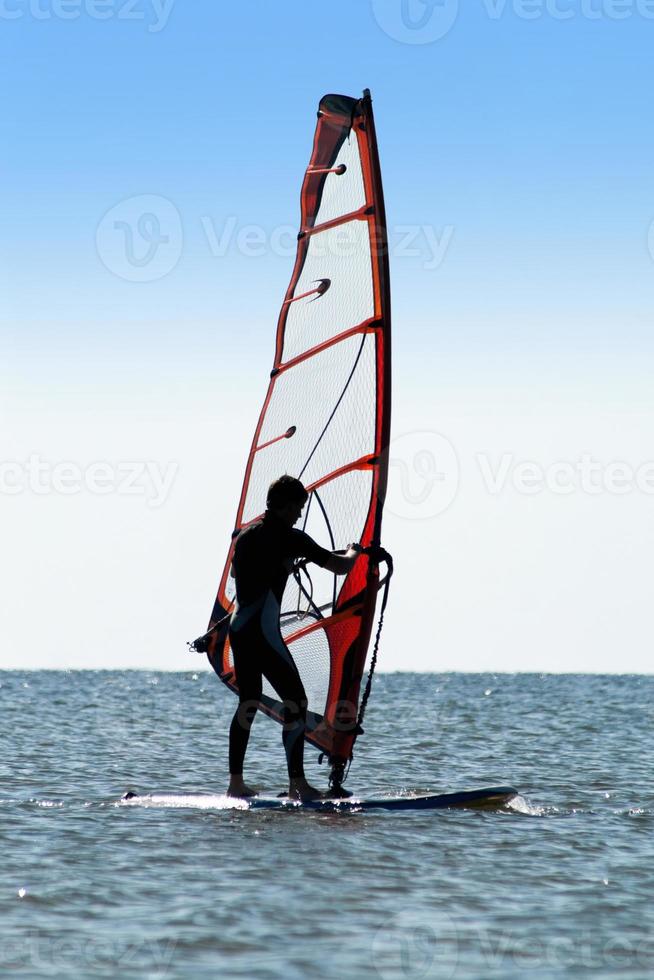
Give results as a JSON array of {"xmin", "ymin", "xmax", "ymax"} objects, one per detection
[{"xmin": 228, "ymin": 510, "xmax": 331, "ymax": 779}]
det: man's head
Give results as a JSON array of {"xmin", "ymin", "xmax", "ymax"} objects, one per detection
[{"xmin": 266, "ymin": 475, "xmax": 308, "ymax": 527}]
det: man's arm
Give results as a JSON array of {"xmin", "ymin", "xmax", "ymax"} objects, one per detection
[
  {"xmin": 322, "ymin": 543, "xmax": 363, "ymax": 576},
  {"xmin": 292, "ymin": 530, "xmax": 363, "ymax": 575}
]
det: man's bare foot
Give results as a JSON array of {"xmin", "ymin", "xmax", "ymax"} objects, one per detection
[
  {"xmin": 226, "ymin": 778, "xmax": 257, "ymax": 798},
  {"xmin": 288, "ymin": 778, "xmax": 325, "ymax": 801}
]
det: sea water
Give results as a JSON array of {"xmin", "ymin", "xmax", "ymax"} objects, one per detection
[{"xmin": 1, "ymin": 671, "xmax": 652, "ymax": 979}]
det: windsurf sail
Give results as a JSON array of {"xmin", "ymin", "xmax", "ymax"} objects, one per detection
[{"xmin": 195, "ymin": 90, "xmax": 392, "ymax": 790}]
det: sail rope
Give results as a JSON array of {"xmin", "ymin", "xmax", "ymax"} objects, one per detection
[{"xmin": 356, "ymin": 547, "xmax": 394, "ymax": 731}]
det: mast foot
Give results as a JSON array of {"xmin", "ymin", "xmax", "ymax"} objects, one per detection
[{"xmin": 328, "ymin": 759, "xmax": 353, "ymax": 798}]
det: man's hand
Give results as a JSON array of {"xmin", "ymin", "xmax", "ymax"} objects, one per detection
[{"xmin": 323, "ymin": 543, "xmax": 363, "ymax": 576}]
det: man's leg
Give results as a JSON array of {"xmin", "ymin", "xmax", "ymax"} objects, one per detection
[
  {"xmin": 260, "ymin": 644, "xmax": 323, "ymax": 800},
  {"xmin": 262, "ymin": 656, "xmax": 307, "ymax": 778},
  {"xmin": 227, "ymin": 628, "xmax": 262, "ymax": 797}
]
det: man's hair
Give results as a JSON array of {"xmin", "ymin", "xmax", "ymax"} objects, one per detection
[{"xmin": 266, "ymin": 475, "xmax": 308, "ymax": 511}]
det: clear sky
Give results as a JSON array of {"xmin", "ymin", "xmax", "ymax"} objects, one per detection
[{"xmin": 2, "ymin": 0, "xmax": 654, "ymax": 671}]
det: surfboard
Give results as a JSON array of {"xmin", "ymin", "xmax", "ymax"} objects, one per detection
[{"xmin": 119, "ymin": 786, "xmax": 518, "ymax": 812}]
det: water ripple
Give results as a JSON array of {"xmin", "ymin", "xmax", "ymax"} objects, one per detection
[{"xmin": 1, "ymin": 670, "xmax": 653, "ymax": 979}]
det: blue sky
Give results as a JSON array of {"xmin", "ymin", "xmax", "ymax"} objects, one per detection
[{"xmin": 2, "ymin": 0, "xmax": 654, "ymax": 671}]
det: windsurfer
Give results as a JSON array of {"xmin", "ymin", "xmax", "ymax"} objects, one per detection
[{"xmin": 227, "ymin": 475, "xmax": 362, "ymax": 801}]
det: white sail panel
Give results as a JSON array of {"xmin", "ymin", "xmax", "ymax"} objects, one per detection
[
  {"xmin": 241, "ymin": 333, "xmax": 377, "ymax": 523},
  {"xmin": 281, "ymin": 220, "xmax": 375, "ymax": 363},
  {"xmin": 312, "ymin": 134, "xmax": 366, "ymax": 225}
]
